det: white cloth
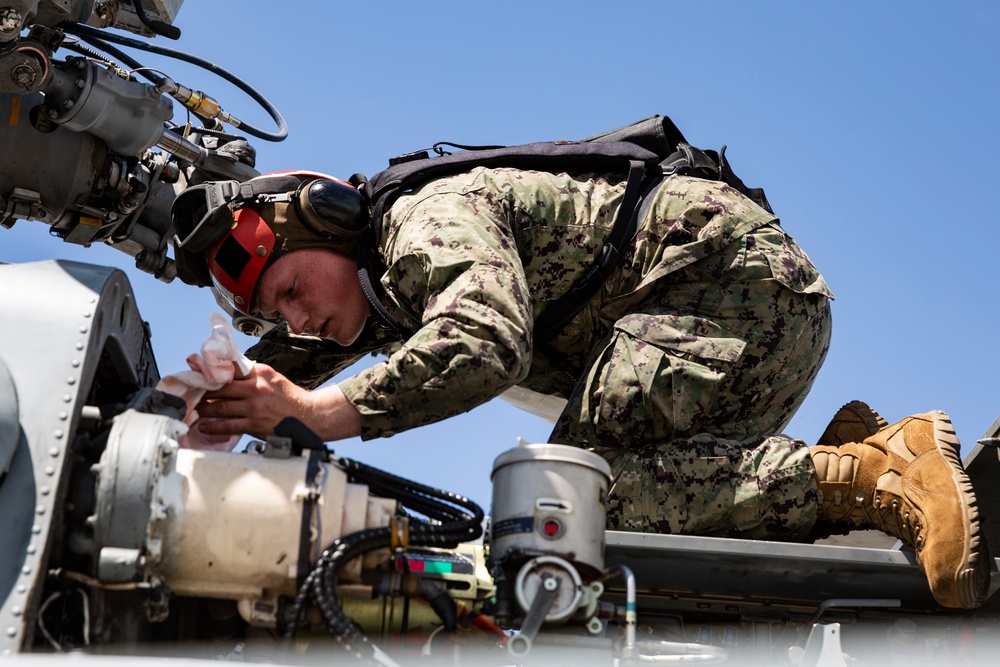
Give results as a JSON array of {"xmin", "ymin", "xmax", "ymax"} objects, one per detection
[{"xmin": 155, "ymin": 312, "xmax": 254, "ymax": 450}]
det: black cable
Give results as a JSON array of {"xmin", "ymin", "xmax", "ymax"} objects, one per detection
[
  {"xmin": 58, "ymin": 21, "xmax": 287, "ymax": 142},
  {"xmin": 340, "ymin": 457, "xmax": 484, "ymax": 534},
  {"xmin": 282, "ymin": 458, "xmax": 485, "ymax": 664},
  {"xmin": 284, "ymin": 528, "xmax": 390, "ymax": 664},
  {"xmin": 131, "ymin": 0, "xmax": 181, "ymax": 40}
]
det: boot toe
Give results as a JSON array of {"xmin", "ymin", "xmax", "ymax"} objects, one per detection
[{"xmin": 905, "ymin": 413, "xmax": 989, "ymax": 608}]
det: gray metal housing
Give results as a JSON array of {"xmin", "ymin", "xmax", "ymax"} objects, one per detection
[{"xmin": 0, "ymin": 259, "xmax": 158, "ymax": 654}]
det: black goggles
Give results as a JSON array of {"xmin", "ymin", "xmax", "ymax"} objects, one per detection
[{"xmin": 171, "ymin": 180, "xmax": 245, "ymax": 252}]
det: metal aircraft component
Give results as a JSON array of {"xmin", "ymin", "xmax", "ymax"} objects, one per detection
[
  {"xmin": 86, "ymin": 409, "xmax": 397, "ymax": 614},
  {"xmin": 42, "ymin": 56, "xmax": 174, "ymax": 156},
  {"xmin": 0, "ymin": 0, "xmax": 267, "ymax": 286},
  {"xmin": 0, "ymin": 259, "xmax": 158, "ymax": 654},
  {"xmin": 489, "ymin": 442, "xmax": 613, "ymax": 639},
  {"xmin": 490, "ymin": 441, "xmax": 611, "ymax": 577},
  {"xmin": 0, "ymin": 261, "xmax": 404, "ymax": 653}
]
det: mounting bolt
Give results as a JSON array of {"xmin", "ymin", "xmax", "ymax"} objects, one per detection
[{"xmin": 10, "ymin": 64, "xmax": 35, "ymax": 88}]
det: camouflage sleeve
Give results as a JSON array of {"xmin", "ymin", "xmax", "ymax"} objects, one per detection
[
  {"xmin": 246, "ymin": 325, "xmax": 394, "ymax": 390},
  {"xmin": 337, "ymin": 170, "xmax": 534, "ymax": 439}
]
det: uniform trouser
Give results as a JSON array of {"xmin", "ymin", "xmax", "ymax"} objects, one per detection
[{"xmin": 549, "ymin": 230, "xmax": 832, "ymax": 540}]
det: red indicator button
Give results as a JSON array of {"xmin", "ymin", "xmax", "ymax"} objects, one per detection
[{"xmin": 541, "ymin": 518, "xmax": 563, "ymax": 538}]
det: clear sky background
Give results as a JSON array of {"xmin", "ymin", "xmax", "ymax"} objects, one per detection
[{"xmin": 2, "ymin": 1, "xmax": 998, "ymax": 513}]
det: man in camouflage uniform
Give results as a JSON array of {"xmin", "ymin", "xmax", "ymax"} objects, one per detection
[{"xmin": 192, "ymin": 164, "xmax": 988, "ymax": 610}]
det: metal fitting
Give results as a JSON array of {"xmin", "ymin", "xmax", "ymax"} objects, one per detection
[{"xmin": 0, "ymin": 8, "xmax": 23, "ymax": 36}]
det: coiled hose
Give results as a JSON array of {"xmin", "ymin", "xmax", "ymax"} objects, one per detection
[{"xmin": 284, "ymin": 456, "xmax": 484, "ymax": 665}]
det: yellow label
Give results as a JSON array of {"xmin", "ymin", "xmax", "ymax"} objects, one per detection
[
  {"xmin": 79, "ymin": 216, "xmax": 103, "ymax": 227},
  {"xmin": 9, "ymin": 97, "xmax": 20, "ymax": 126}
]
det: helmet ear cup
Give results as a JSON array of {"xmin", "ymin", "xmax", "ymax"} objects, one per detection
[{"xmin": 294, "ymin": 178, "xmax": 368, "ymax": 241}]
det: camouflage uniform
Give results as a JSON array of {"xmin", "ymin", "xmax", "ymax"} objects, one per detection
[{"xmin": 249, "ymin": 167, "xmax": 833, "ymax": 539}]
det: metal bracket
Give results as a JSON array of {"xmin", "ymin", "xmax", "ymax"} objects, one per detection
[{"xmin": 798, "ymin": 623, "xmax": 847, "ymax": 667}]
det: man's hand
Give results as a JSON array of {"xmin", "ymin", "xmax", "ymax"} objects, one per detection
[{"xmin": 195, "ymin": 363, "xmax": 362, "ymax": 442}]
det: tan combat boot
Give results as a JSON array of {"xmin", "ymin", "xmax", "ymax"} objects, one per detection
[
  {"xmin": 810, "ymin": 410, "xmax": 989, "ymax": 609},
  {"xmin": 816, "ymin": 400, "xmax": 887, "ymax": 446}
]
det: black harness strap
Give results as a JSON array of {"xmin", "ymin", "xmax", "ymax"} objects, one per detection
[
  {"xmin": 533, "ymin": 159, "xmax": 648, "ymax": 343},
  {"xmin": 349, "ymin": 117, "xmax": 771, "ymax": 345}
]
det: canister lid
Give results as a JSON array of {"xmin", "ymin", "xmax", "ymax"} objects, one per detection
[{"xmin": 490, "ymin": 442, "xmax": 611, "ymax": 481}]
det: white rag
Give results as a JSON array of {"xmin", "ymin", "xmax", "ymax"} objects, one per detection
[{"xmin": 155, "ymin": 312, "xmax": 255, "ymax": 450}]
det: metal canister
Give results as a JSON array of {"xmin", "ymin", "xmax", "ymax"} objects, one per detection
[{"xmin": 489, "ymin": 442, "xmax": 611, "ymax": 577}]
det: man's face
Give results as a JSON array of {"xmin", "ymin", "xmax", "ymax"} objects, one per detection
[{"xmin": 256, "ymin": 247, "xmax": 371, "ymax": 345}]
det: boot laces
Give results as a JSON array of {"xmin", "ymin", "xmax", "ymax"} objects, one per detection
[{"xmin": 864, "ymin": 493, "xmax": 922, "ymax": 548}]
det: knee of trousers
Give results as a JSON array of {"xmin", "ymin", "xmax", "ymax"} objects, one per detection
[{"xmin": 604, "ymin": 434, "xmax": 819, "ymax": 540}]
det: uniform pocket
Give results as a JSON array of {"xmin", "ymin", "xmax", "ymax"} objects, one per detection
[{"xmin": 596, "ymin": 312, "xmax": 747, "ymax": 440}]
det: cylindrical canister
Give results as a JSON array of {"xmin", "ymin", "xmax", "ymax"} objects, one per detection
[{"xmin": 489, "ymin": 442, "xmax": 611, "ymax": 578}]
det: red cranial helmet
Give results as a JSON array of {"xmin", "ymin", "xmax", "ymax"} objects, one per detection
[
  {"xmin": 174, "ymin": 170, "xmax": 368, "ymax": 318},
  {"xmin": 205, "ymin": 205, "xmax": 276, "ymax": 314}
]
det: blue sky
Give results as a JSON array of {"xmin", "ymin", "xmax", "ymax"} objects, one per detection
[{"xmin": 2, "ymin": 1, "xmax": 999, "ymax": 512}]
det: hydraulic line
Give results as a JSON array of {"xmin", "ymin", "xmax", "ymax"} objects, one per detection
[
  {"xmin": 58, "ymin": 21, "xmax": 287, "ymax": 141},
  {"xmin": 284, "ymin": 456, "xmax": 484, "ymax": 665},
  {"xmin": 130, "ymin": 0, "xmax": 180, "ymax": 40}
]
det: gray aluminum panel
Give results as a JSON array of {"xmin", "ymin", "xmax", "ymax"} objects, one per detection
[
  {"xmin": 0, "ymin": 260, "xmax": 159, "ymax": 654},
  {"xmin": 605, "ymin": 530, "xmax": 1000, "ymax": 615}
]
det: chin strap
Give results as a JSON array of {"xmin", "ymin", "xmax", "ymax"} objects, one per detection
[
  {"xmin": 349, "ymin": 172, "xmax": 410, "ymax": 341},
  {"xmin": 356, "ymin": 232, "xmax": 409, "ymax": 340}
]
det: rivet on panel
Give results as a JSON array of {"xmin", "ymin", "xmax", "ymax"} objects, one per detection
[
  {"xmin": 5, "ymin": 627, "xmax": 16, "ymax": 638},
  {"xmin": 67, "ymin": 377, "xmax": 76, "ymax": 385},
  {"xmin": 71, "ymin": 360, "xmax": 80, "ymax": 368},
  {"xmin": 76, "ymin": 342, "xmax": 84, "ymax": 350},
  {"xmin": 53, "ymin": 430, "xmax": 64, "ymax": 439},
  {"xmin": 79, "ymin": 326, "xmax": 88, "ymax": 334},
  {"xmin": 34, "ymin": 506, "xmax": 45, "ymax": 516},
  {"xmin": 21, "ymin": 566, "xmax": 31, "ymax": 576},
  {"xmin": 49, "ymin": 447, "xmax": 60, "ymax": 457},
  {"xmin": 44, "ymin": 466, "xmax": 55, "ymax": 476},
  {"xmin": 58, "ymin": 412, "xmax": 68, "ymax": 421},
  {"xmin": 62, "ymin": 395, "xmax": 72, "ymax": 403},
  {"xmin": 26, "ymin": 545, "xmax": 36, "ymax": 555},
  {"xmin": 40, "ymin": 487, "xmax": 50, "ymax": 496}
]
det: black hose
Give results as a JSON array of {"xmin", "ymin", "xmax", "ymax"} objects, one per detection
[
  {"xmin": 131, "ymin": 0, "xmax": 181, "ymax": 40},
  {"xmin": 58, "ymin": 22, "xmax": 288, "ymax": 142},
  {"xmin": 341, "ymin": 457, "xmax": 484, "ymax": 540},
  {"xmin": 283, "ymin": 457, "xmax": 484, "ymax": 664}
]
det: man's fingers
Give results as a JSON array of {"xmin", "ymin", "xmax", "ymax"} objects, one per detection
[{"xmin": 199, "ymin": 399, "xmax": 241, "ymax": 420}]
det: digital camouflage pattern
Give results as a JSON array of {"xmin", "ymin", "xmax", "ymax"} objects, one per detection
[
  {"xmin": 601, "ymin": 434, "xmax": 819, "ymax": 540},
  {"xmin": 248, "ymin": 167, "xmax": 833, "ymax": 538}
]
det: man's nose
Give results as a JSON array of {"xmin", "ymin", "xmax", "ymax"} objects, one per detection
[{"xmin": 286, "ymin": 311, "xmax": 308, "ymax": 335}]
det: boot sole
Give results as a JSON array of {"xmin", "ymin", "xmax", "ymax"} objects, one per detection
[
  {"xmin": 818, "ymin": 400, "xmax": 889, "ymax": 446},
  {"xmin": 931, "ymin": 411, "xmax": 991, "ymax": 608}
]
